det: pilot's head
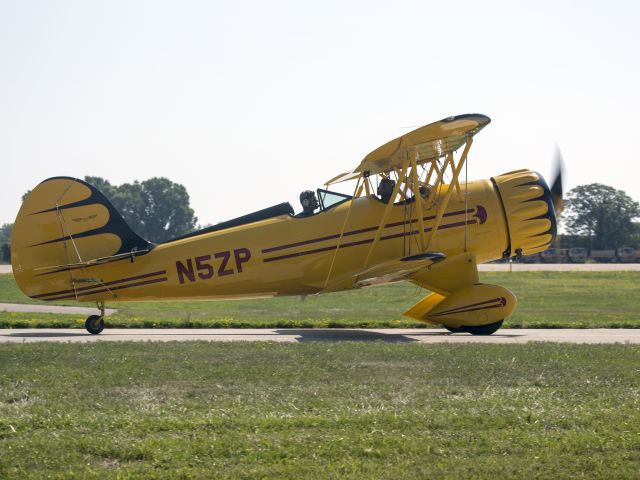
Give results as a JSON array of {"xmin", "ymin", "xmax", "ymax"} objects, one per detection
[
  {"xmin": 377, "ymin": 178, "xmax": 396, "ymax": 203},
  {"xmin": 300, "ymin": 190, "xmax": 319, "ymax": 215}
]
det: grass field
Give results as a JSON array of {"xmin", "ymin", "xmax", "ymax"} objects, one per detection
[
  {"xmin": 1, "ymin": 272, "xmax": 639, "ymax": 329},
  {"xmin": 1, "ymin": 342, "xmax": 639, "ymax": 479}
]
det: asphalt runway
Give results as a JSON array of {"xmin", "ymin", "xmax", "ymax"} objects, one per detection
[{"xmin": 1, "ymin": 328, "xmax": 639, "ymax": 344}]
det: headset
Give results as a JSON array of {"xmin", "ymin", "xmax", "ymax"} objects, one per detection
[{"xmin": 300, "ymin": 190, "xmax": 319, "ymax": 212}]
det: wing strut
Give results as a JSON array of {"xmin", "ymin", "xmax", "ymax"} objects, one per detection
[
  {"xmin": 409, "ymin": 151, "xmax": 427, "ymax": 252},
  {"xmin": 424, "ymin": 136, "xmax": 473, "ymax": 249},
  {"xmin": 55, "ymin": 201, "xmax": 82, "ymax": 300},
  {"xmin": 323, "ymin": 174, "xmax": 363, "ymax": 288},
  {"xmin": 362, "ymin": 158, "xmax": 410, "ymax": 269}
]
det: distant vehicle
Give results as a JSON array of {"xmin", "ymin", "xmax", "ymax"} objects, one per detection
[
  {"xmin": 567, "ymin": 247, "xmax": 587, "ymax": 263},
  {"xmin": 616, "ymin": 247, "xmax": 636, "ymax": 262},
  {"xmin": 590, "ymin": 247, "xmax": 637, "ymax": 263},
  {"xmin": 540, "ymin": 248, "xmax": 568, "ymax": 263},
  {"xmin": 589, "ymin": 249, "xmax": 617, "ymax": 263},
  {"xmin": 513, "ymin": 246, "xmax": 636, "ymax": 264}
]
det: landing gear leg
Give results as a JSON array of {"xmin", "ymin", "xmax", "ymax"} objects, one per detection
[{"xmin": 85, "ymin": 301, "xmax": 106, "ymax": 335}]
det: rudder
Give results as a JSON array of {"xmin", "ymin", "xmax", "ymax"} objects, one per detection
[{"xmin": 11, "ymin": 177, "xmax": 151, "ymax": 299}]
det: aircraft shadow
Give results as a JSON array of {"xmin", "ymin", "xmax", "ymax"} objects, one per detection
[
  {"xmin": 276, "ymin": 329, "xmax": 522, "ymax": 341},
  {"xmin": 2, "ymin": 329, "xmax": 521, "ymax": 341},
  {"xmin": 275, "ymin": 329, "xmax": 419, "ymax": 343},
  {"xmin": 407, "ymin": 332, "xmax": 521, "ymax": 338}
]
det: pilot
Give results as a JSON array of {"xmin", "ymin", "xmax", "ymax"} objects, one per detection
[
  {"xmin": 377, "ymin": 178, "xmax": 396, "ymax": 203},
  {"xmin": 298, "ymin": 190, "xmax": 319, "ymax": 216},
  {"xmin": 419, "ymin": 184, "xmax": 432, "ymax": 198}
]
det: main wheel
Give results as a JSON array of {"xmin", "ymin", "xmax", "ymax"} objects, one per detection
[
  {"xmin": 462, "ymin": 320, "xmax": 504, "ymax": 336},
  {"xmin": 85, "ymin": 315, "xmax": 105, "ymax": 335}
]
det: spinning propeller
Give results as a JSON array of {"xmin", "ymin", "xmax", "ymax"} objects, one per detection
[{"xmin": 550, "ymin": 147, "xmax": 566, "ymax": 217}]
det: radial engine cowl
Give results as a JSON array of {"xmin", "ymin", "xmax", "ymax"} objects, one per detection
[{"xmin": 491, "ymin": 169, "xmax": 557, "ymax": 258}]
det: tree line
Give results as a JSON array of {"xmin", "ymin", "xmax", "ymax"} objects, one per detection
[
  {"xmin": 1, "ymin": 180, "xmax": 639, "ymax": 264},
  {"xmin": 82, "ymin": 176, "xmax": 197, "ymax": 243},
  {"xmin": 563, "ymin": 184, "xmax": 640, "ymax": 249}
]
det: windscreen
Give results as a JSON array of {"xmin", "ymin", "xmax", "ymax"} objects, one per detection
[{"xmin": 317, "ymin": 189, "xmax": 352, "ymax": 211}]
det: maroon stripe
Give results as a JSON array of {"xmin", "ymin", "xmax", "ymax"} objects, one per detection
[
  {"xmin": 261, "ymin": 208, "xmax": 474, "ymax": 254},
  {"xmin": 339, "ymin": 238, "xmax": 374, "ymax": 248},
  {"xmin": 45, "ymin": 276, "xmax": 168, "ymax": 301},
  {"xmin": 261, "ymin": 224, "xmax": 389, "ymax": 255},
  {"xmin": 262, "ymin": 233, "xmax": 340, "ymax": 253},
  {"xmin": 439, "ymin": 220, "xmax": 469, "ymax": 230},
  {"xmin": 262, "ymin": 226, "xmax": 379, "ymax": 254},
  {"xmin": 429, "ymin": 302, "xmax": 505, "ymax": 317},
  {"xmin": 32, "ymin": 270, "xmax": 167, "ymax": 299},
  {"xmin": 381, "ymin": 228, "xmax": 422, "ymax": 241},
  {"xmin": 264, "ymin": 236, "xmax": 380, "ymax": 263},
  {"xmin": 431, "ymin": 297, "xmax": 503, "ymax": 316},
  {"xmin": 384, "ymin": 208, "xmax": 471, "ymax": 228},
  {"xmin": 262, "ymin": 218, "xmax": 477, "ymax": 263},
  {"xmin": 263, "ymin": 245, "xmax": 338, "ymax": 263},
  {"xmin": 380, "ymin": 219, "xmax": 476, "ymax": 242}
]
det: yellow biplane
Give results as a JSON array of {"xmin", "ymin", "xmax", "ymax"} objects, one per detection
[{"xmin": 11, "ymin": 114, "xmax": 562, "ymax": 335}]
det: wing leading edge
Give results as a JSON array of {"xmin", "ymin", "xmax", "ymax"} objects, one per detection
[{"xmin": 326, "ymin": 113, "xmax": 490, "ymax": 185}]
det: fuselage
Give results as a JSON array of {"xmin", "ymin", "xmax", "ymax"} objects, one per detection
[
  {"xmin": 10, "ymin": 114, "xmax": 561, "ymax": 335},
  {"xmin": 12, "ymin": 168, "xmax": 556, "ymax": 305},
  {"xmin": 141, "ymin": 178, "xmax": 506, "ymax": 301},
  {"xmin": 22, "ymin": 169, "xmax": 555, "ymax": 304}
]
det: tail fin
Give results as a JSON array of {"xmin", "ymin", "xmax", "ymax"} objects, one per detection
[{"xmin": 11, "ymin": 177, "xmax": 151, "ymax": 299}]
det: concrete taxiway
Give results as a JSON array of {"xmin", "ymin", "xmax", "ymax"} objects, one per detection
[
  {"xmin": 1, "ymin": 328, "xmax": 639, "ymax": 344},
  {"xmin": 478, "ymin": 263, "xmax": 640, "ymax": 272},
  {"xmin": 0, "ymin": 303, "xmax": 117, "ymax": 315}
]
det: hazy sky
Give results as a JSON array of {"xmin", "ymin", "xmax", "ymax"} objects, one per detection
[{"xmin": 1, "ymin": 0, "xmax": 639, "ymax": 227}]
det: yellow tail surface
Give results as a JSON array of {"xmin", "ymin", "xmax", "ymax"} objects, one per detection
[{"xmin": 11, "ymin": 177, "xmax": 151, "ymax": 299}]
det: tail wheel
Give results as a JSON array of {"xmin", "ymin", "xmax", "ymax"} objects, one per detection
[{"xmin": 85, "ymin": 315, "xmax": 105, "ymax": 335}]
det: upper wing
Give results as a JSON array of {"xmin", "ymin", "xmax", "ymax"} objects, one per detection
[{"xmin": 326, "ymin": 113, "xmax": 490, "ymax": 185}]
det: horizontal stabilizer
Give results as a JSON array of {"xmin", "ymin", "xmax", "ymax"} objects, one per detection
[{"xmin": 33, "ymin": 250, "xmax": 151, "ymax": 271}]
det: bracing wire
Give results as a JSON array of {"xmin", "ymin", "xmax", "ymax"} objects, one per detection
[{"xmin": 464, "ymin": 142, "xmax": 469, "ymax": 252}]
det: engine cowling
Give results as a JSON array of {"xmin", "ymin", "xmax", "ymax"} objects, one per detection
[{"xmin": 491, "ymin": 169, "xmax": 557, "ymax": 258}]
